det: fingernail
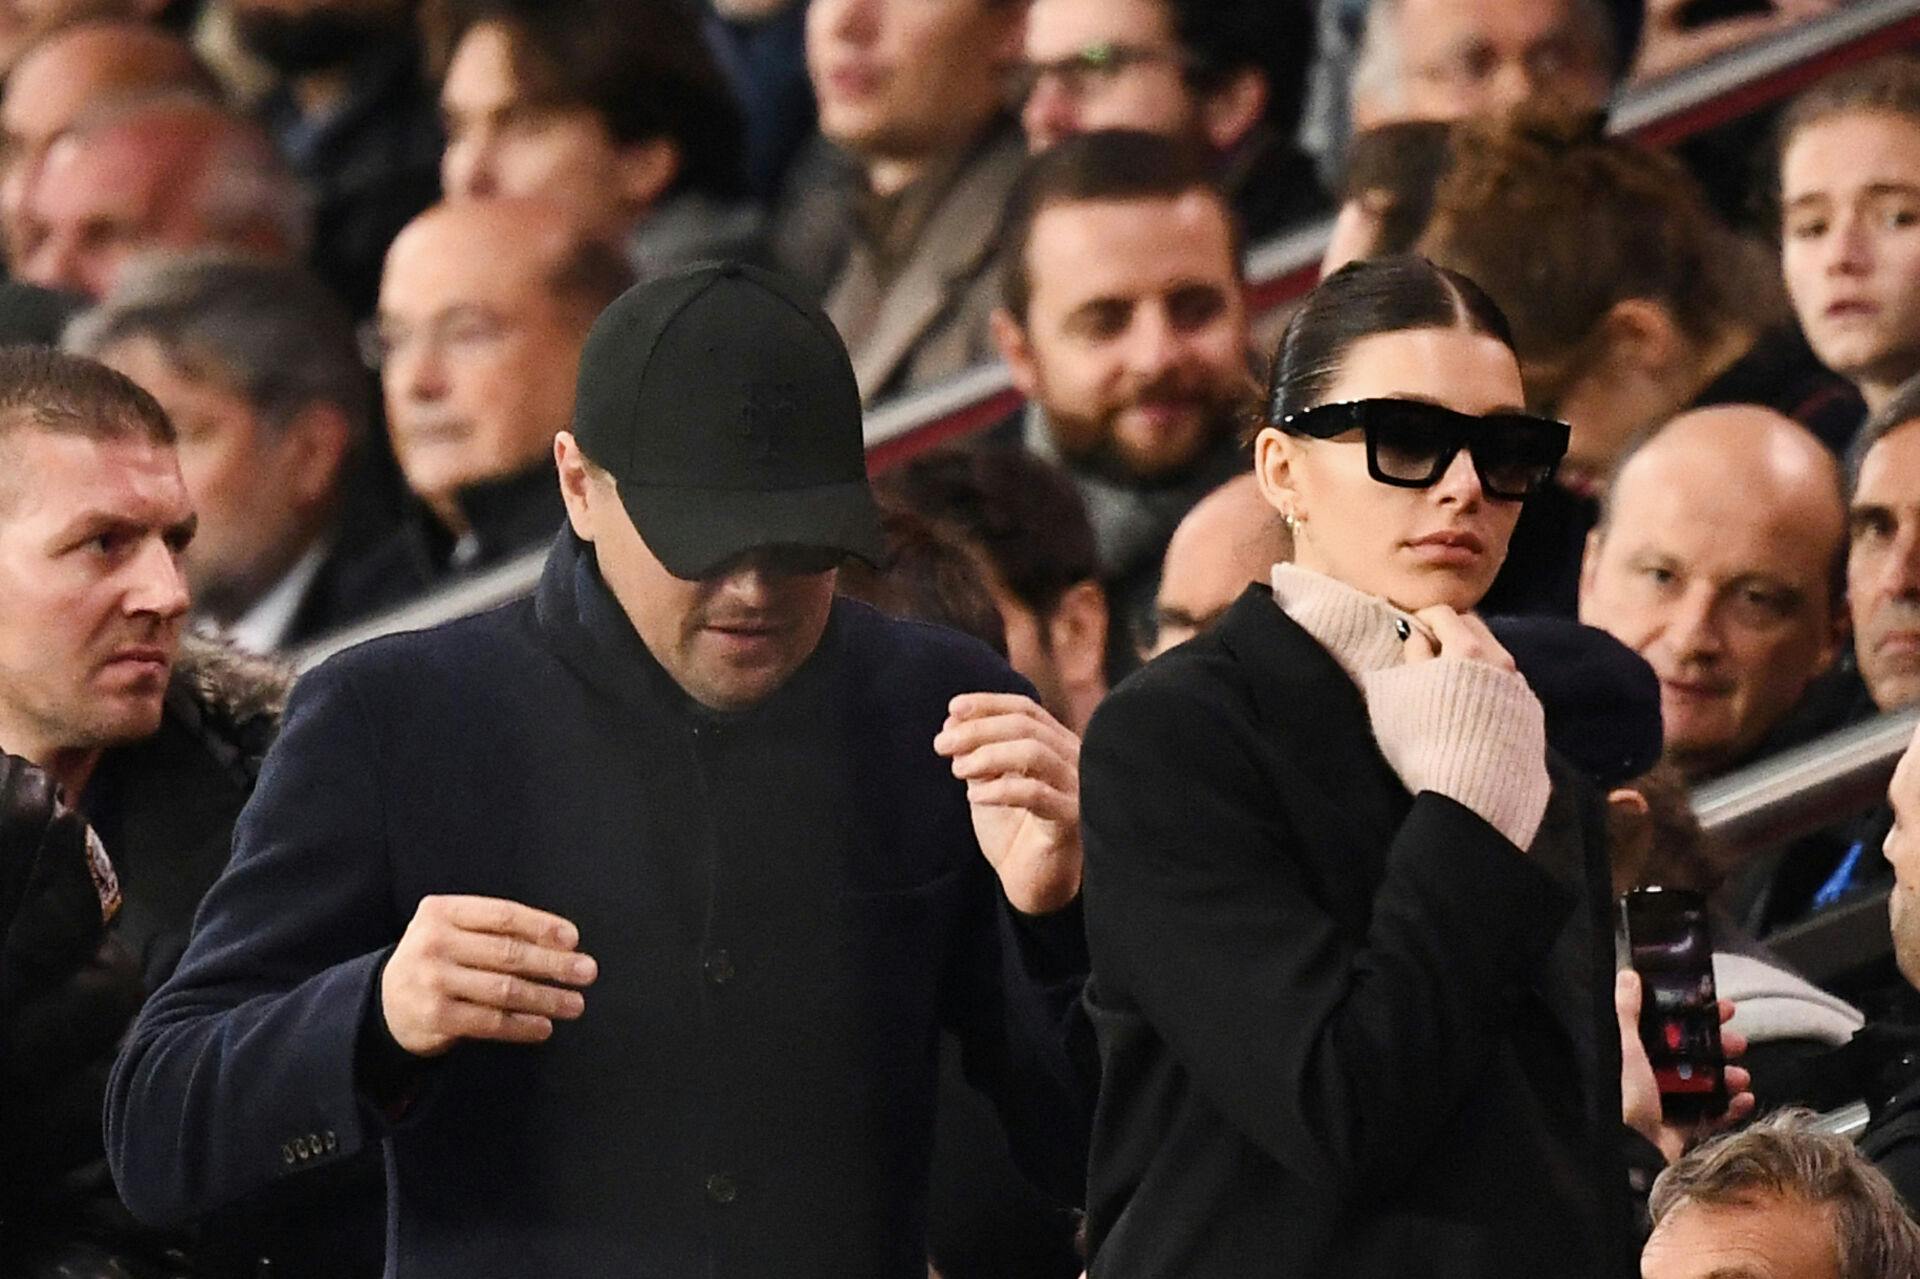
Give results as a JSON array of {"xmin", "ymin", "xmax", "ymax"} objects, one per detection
[
  {"xmin": 573, "ymin": 956, "xmax": 596, "ymax": 982},
  {"xmin": 556, "ymin": 924, "xmax": 579, "ymax": 948}
]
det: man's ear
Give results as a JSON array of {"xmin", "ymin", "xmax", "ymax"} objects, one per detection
[
  {"xmin": 1045, "ymin": 579, "xmax": 1109, "ymax": 693},
  {"xmin": 554, "ymin": 431, "xmax": 597, "ymax": 541},
  {"xmin": 1599, "ymin": 299, "xmax": 1685, "ymax": 384},
  {"xmin": 1200, "ymin": 67, "xmax": 1268, "ymax": 152},
  {"xmin": 1605, "ymin": 786, "xmax": 1654, "ymax": 895},
  {"xmin": 1576, "ymin": 526, "xmax": 1606, "ymax": 619},
  {"xmin": 277, "ymin": 402, "xmax": 352, "ymax": 513},
  {"xmin": 615, "ymin": 137, "xmax": 682, "ymax": 216},
  {"xmin": 991, "ymin": 307, "xmax": 1040, "ymax": 399}
]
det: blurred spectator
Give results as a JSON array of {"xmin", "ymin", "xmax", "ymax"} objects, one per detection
[
  {"xmin": 364, "ymin": 198, "xmax": 631, "ymax": 591},
  {"xmin": 881, "ymin": 446, "xmax": 1108, "ymax": 735},
  {"xmin": 227, "ymin": 0, "xmax": 441, "ymax": 316},
  {"xmin": 1320, "ymin": 118, "xmax": 1451, "ymax": 274},
  {"xmin": 802, "ymin": 0, "xmax": 1026, "ymax": 404},
  {"xmin": 1017, "ymin": 0, "xmax": 1325, "ymax": 239},
  {"xmin": 1578, "ymin": 405, "xmax": 1848, "ymax": 784},
  {"xmin": 1779, "ymin": 58, "xmax": 1920, "ymax": 422},
  {"xmin": 0, "ymin": 20, "xmax": 219, "ymax": 268},
  {"xmin": 0, "ymin": 346, "xmax": 380, "ymax": 1276},
  {"xmin": 1849, "ymin": 381, "xmax": 1920, "ymax": 715},
  {"xmin": 706, "ymin": 0, "xmax": 817, "ymax": 202},
  {"xmin": 1350, "ymin": 0, "xmax": 1618, "ymax": 130},
  {"xmin": 1145, "ymin": 471, "xmax": 1291, "ymax": 658},
  {"xmin": 14, "ymin": 96, "xmax": 307, "ymax": 299},
  {"xmin": 837, "ymin": 504, "xmax": 1008, "ymax": 655},
  {"xmin": 1420, "ymin": 111, "xmax": 1860, "ymax": 616},
  {"xmin": 1642, "ymin": 1109, "xmax": 1920, "ymax": 1279},
  {"xmin": 66, "ymin": 251, "xmax": 403, "ymax": 652},
  {"xmin": 427, "ymin": 0, "xmax": 761, "ymax": 276},
  {"xmin": 990, "ymin": 130, "xmax": 1251, "ymax": 658}
]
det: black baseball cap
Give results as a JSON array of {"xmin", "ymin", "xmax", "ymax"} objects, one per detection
[{"xmin": 571, "ymin": 261, "xmax": 887, "ymax": 580}]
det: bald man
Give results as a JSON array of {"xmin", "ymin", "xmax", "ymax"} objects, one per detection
[
  {"xmin": 1579, "ymin": 405, "xmax": 1848, "ymax": 781},
  {"xmin": 0, "ymin": 21, "xmax": 216, "ymax": 264},
  {"xmin": 15, "ymin": 98, "xmax": 304, "ymax": 299},
  {"xmin": 367, "ymin": 199, "xmax": 634, "ymax": 586},
  {"xmin": 1147, "ymin": 472, "xmax": 1292, "ymax": 658}
]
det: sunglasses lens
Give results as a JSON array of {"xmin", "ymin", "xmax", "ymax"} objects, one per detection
[
  {"xmin": 1473, "ymin": 419, "xmax": 1564, "ymax": 499},
  {"xmin": 1368, "ymin": 407, "xmax": 1452, "ymax": 485}
]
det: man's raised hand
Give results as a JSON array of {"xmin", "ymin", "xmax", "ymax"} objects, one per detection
[
  {"xmin": 381, "ymin": 895, "xmax": 597, "ymax": 1058},
  {"xmin": 934, "ymin": 692, "xmax": 1083, "ymax": 916}
]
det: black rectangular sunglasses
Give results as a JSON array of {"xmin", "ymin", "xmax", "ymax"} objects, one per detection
[{"xmin": 1279, "ymin": 399, "xmax": 1571, "ymax": 502}]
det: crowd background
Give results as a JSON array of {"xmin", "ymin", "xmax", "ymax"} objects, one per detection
[{"xmin": 4, "ymin": 0, "xmax": 1920, "ymax": 1275}]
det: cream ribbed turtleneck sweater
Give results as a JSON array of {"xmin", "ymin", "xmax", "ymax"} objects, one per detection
[{"xmin": 1270, "ymin": 563, "xmax": 1552, "ymax": 850}]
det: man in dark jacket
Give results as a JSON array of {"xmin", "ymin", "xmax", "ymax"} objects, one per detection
[
  {"xmin": 107, "ymin": 262, "xmax": 1093, "ymax": 1277},
  {"xmin": 0, "ymin": 348, "xmax": 381, "ymax": 1277}
]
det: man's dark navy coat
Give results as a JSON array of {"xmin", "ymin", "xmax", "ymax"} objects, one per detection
[{"xmin": 106, "ymin": 531, "xmax": 1091, "ymax": 1277}]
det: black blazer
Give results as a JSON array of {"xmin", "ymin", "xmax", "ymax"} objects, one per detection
[{"xmin": 1079, "ymin": 587, "xmax": 1633, "ymax": 1278}]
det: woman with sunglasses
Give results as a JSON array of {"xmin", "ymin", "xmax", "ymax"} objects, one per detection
[{"xmin": 1079, "ymin": 256, "xmax": 1660, "ymax": 1277}]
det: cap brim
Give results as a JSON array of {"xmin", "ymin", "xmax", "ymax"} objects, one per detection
[{"xmin": 619, "ymin": 480, "xmax": 888, "ymax": 580}]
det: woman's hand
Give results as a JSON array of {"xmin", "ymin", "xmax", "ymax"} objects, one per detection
[
  {"xmin": 1399, "ymin": 606, "xmax": 1518, "ymax": 671},
  {"xmin": 1616, "ymin": 970, "xmax": 1755, "ymax": 1164}
]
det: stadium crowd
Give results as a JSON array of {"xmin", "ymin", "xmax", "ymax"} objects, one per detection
[{"xmin": 2, "ymin": 0, "xmax": 1920, "ymax": 1276}]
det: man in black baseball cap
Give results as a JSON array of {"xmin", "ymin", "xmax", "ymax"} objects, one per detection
[{"xmin": 107, "ymin": 262, "xmax": 1093, "ymax": 1277}]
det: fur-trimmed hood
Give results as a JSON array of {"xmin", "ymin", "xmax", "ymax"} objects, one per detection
[{"xmin": 165, "ymin": 635, "xmax": 293, "ymax": 786}]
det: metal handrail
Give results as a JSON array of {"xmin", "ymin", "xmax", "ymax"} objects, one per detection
[{"xmin": 1695, "ymin": 707, "xmax": 1919, "ymax": 855}]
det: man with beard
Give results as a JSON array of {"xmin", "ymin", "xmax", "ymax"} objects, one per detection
[
  {"xmin": 991, "ymin": 129, "xmax": 1252, "ymax": 657},
  {"xmin": 227, "ymin": 0, "xmax": 441, "ymax": 316}
]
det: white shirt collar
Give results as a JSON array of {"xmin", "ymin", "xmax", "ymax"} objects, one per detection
[{"xmin": 226, "ymin": 543, "xmax": 328, "ymax": 655}]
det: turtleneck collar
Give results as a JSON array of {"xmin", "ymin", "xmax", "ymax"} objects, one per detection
[{"xmin": 1268, "ymin": 563, "xmax": 1410, "ymax": 685}]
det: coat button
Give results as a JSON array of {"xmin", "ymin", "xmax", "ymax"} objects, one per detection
[
  {"xmin": 281, "ymin": 1143, "xmax": 296, "ymax": 1165},
  {"xmin": 705, "ymin": 1173, "xmax": 738, "ymax": 1205},
  {"xmin": 293, "ymin": 1138, "xmax": 310, "ymax": 1160},
  {"xmin": 323, "ymin": 1130, "xmax": 338, "ymax": 1153},
  {"xmin": 704, "ymin": 950, "xmax": 735, "ymax": 986}
]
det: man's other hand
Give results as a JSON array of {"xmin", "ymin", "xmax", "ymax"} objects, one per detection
[
  {"xmin": 935, "ymin": 693, "xmax": 1082, "ymax": 916},
  {"xmin": 381, "ymin": 895, "xmax": 597, "ymax": 1058}
]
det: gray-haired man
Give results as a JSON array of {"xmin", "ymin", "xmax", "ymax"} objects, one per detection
[{"xmin": 67, "ymin": 251, "xmax": 402, "ymax": 652}]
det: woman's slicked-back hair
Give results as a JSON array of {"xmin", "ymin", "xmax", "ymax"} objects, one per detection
[{"xmin": 1262, "ymin": 254, "xmax": 1515, "ymax": 427}]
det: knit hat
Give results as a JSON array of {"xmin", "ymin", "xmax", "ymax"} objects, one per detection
[{"xmin": 1489, "ymin": 616, "xmax": 1664, "ymax": 789}]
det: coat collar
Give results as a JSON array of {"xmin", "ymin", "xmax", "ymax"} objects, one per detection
[
  {"xmin": 1208, "ymin": 584, "xmax": 1409, "ymax": 854},
  {"xmin": 830, "ymin": 121, "xmax": 1025, "ymax": 401}
]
